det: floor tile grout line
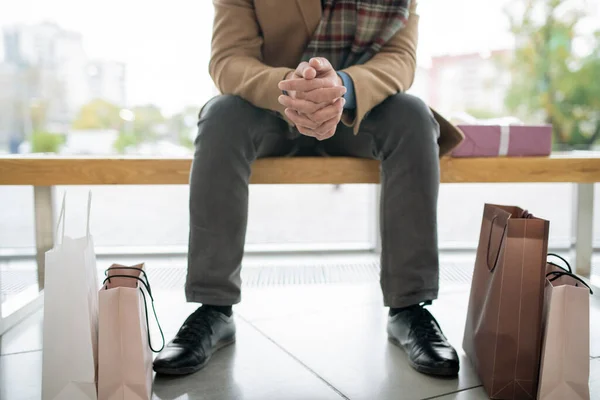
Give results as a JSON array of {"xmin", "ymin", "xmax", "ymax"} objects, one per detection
[
  {"xmin": 237, "ymin": 314, "xmax": 352, "ymax": 400},
  {"xmin": 235, "ymin": 286, "xmax": 470, "ymax": 325},
  {"xmin": 419, "ymin": 385, "xmax": 484, "ymax": 400},
  {"xmin": 237, "ymin": 298, "xmax": 384, "ymax": 325},
  {"xmin": 0, "ymin": 348, "xmax": 42, "ymax": 357}
]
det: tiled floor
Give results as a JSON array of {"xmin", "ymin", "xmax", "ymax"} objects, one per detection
[{"xmin": 1, "ymin": 254, "xmax": 600, "ymax": 400}]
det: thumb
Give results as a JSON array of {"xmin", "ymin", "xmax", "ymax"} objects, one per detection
[{"xmin": 309, "ymin": 57, "xmax": 334, "ymax": 72}]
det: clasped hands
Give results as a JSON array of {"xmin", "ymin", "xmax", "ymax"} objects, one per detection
[{"xmin": 278, "ymin": 57, "xmax": 346, "ymax": 141}]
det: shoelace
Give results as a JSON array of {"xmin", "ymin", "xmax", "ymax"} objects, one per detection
[
  {"xmin": 173, "ymin": 307, "xmax": 216, "ymax": 346},
  {"xmin": 411, "ymin": 307, "xmax": 444, "ymax": 341}
]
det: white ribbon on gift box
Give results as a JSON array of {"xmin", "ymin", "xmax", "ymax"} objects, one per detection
[{"xmin": 498, "ymin": 125, "xmax": 510, "ymax": 156}]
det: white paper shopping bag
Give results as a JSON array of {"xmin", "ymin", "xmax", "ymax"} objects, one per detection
[{"xmin": 42, "ymin": 192, "xmax": 99, "ymax": 400}]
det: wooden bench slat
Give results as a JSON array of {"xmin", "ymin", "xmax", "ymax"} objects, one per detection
[{"xmin": 1, "ymin": 156, "xmax": 600, "ymax": 185}]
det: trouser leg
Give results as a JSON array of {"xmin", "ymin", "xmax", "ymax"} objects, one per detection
[
  {"xmin": 323, "ymin": 93, "xmax": 441, "ymax": 308},
  {"xmin": 185, "ymin": 95, "xmax": 294, "ymax": 304}
]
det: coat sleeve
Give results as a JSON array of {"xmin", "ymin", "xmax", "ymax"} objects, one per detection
[
  {"xmin": 210, "ymin": 0, "xmax": 294, "ymax": 115},
  {"xmin": 339, "ymin": 0, "xmax": 419, "ymax": 132}
]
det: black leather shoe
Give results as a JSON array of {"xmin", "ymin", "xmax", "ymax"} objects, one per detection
[
  {"xmin": 153, "ymin": 306, "xmax": 236, "ymax": 375},
  {"xmin": 387, "ymin": 304, "xmax": 459, "ymax": 377}
]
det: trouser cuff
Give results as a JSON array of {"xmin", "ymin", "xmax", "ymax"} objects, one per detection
[
  {"xmin": 383, "ymin": 288, "xmax": 438, "ymax": 308},
  {"xmin": 185, "ymin": 289, "xmax": 241, "ymax": 306}
]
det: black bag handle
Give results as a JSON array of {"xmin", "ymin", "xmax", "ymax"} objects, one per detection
[
  {"xmin": 486, "ymin": 210, "xmax": 536, "ymax": 272},
  {"xmin": 105, "ymin": 266, "xmax": 151, "ymax": 292},
  {"xmin": 520, "ymin": 209, "xmax": 533, "ymax": 219},
  {"xmin": 545, "ymin": 270, "xmax": 594, "ymax": 295},
  {"xmin": 547, "ymin": 253, "xmax": 572, "ymax": 273},
  {"xmin": 103, "ymin": 268, "xmax": 165, "ymax": 353},
  {"xmin": 486, "ymin": 215, "xmax": 507, "ymax": 272}
]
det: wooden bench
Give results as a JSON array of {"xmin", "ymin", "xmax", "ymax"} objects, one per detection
[
  {"xmin": 0, "ymin": 154, "xmax": 598, "ymax": 333},
  {"xmin": 2, "ymin": 155, "xmax": 600, "ymax": 185},
  {"xmin": 0, "ymin": 154, "xmax": 598, "ymax": 279}
]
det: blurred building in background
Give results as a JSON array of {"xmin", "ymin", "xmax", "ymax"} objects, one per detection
[
  {"xmin": 3, "ymin": 22, "xmax": 85, "ymax": 122},
  {"xmin": 0, "ymin": 22, "xmax": 126, "ymax": 152},
  {"xmin": 428, "ymin": 50, "xmax": 513, "ymax": 118},
  {"xmin": 86, "ymin": 60, "xmax": 126, "ymax": 108},
  {"xmin": 407, "ymin": 50, "xmax": 513, "ymax": 121},
  {"xmin": 406, "ymin": 66, "xmax": 431, "ymax": 104},
  {"xmin": 0, "ymin": 63, "xmax": 22, "ymax": 152}
]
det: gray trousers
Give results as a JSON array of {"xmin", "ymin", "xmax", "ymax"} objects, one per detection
[{"xmin": 186, "ymin": 93, "xmax": 441, "ymax": 308}]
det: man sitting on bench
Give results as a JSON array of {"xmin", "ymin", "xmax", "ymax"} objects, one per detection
[{"xmin": 153, "ymin": 0, "xmax": 464, "ymax": 378}]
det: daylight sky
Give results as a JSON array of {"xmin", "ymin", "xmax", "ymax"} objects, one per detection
[{"xmin": 1, "ymin": 0, "xmax": 596, "ymax": 114}]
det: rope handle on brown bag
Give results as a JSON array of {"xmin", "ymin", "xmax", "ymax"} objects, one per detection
[
  {"xmin": 520, "ymin": 209, "xmax": 533, "ymax": 219},
  {"xmin": 486, "ymin": 209, "xmax": 534, "ymax": 272},
  {"xmin": 545, "ymin": 254, "xmax": 593, "ymax": 295},
  {"xmin": 486, "ymin": 215, "xmax": 507, "ymax": 272},
  {"xmin": 103, "ymin": 267, "xmax": 165, "ymax": 353}
]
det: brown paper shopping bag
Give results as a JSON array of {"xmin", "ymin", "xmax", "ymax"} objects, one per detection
[
  {"xmin": 463, "ymin": 204, "xmax": 549, "ymax": 399},
  {"xmin": 98, "ymin": 264, "xmax": 164, "ymax": 400},
  {"xmin": 537, "ymin": 256, "xmax": 592, "ymax": 400}
]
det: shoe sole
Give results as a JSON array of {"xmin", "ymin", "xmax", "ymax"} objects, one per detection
[
  {"xmin": 387, "ymin": 336, "xmax": 459, "ymax": 378},
  {"xmin": 153, "ymin": 336, "xmax": 236, "ymax": 376}
]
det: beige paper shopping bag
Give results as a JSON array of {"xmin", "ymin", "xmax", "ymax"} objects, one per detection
[
  {"xmin": 98, "ymin": 264, "xmax": 164, "ymax": 400},
  {"xmin": 537, "ymin": 257, "xmax": 592, "ymax": 400}
]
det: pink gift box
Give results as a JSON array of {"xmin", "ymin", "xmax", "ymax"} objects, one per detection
[{"xmin": 452, "ymin": 125, "xmax": 552, "ymax": 157}]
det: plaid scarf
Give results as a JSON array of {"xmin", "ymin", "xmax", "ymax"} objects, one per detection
[{"xmin": 302, "ymin": 0, "xmax": 411, "ymax": 70}]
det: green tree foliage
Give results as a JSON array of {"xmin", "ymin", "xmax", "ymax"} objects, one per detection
[
  {"xmin": 506, "ymin": 0, "xmax": 600, "ymax": 148},
  {"xmin": 30, "ymin": 131, "xmax": 65, "ymax": 153},
  {"xmin": 130, "ymin": 105, "xmax": 166, "ymax": 141},
  {"xmin": 29, "ymin": 100, "xmax": 49, "ymax": 133},
  {"xmin": 465, "ymin": 108, "xmax": 504, "ymax": 120},
  {"xmin": 113, "ymin": 132, "xmax": 137, "ymax": 154},
  {"xmin": 72, "ymin": 99, "xmax": 122, "ymax": 130},
  {"xmin": 73, "ymin": 101, "xmax": 168, "ymax": 152},
  {"xmin": 168, "ymin": 106, "xmax": 198, "ymax": 149}
]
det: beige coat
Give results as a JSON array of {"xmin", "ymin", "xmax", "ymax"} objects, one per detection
[{"xmin": 210, "ymin": 0, "xmax": 464, "ymax": 156}]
